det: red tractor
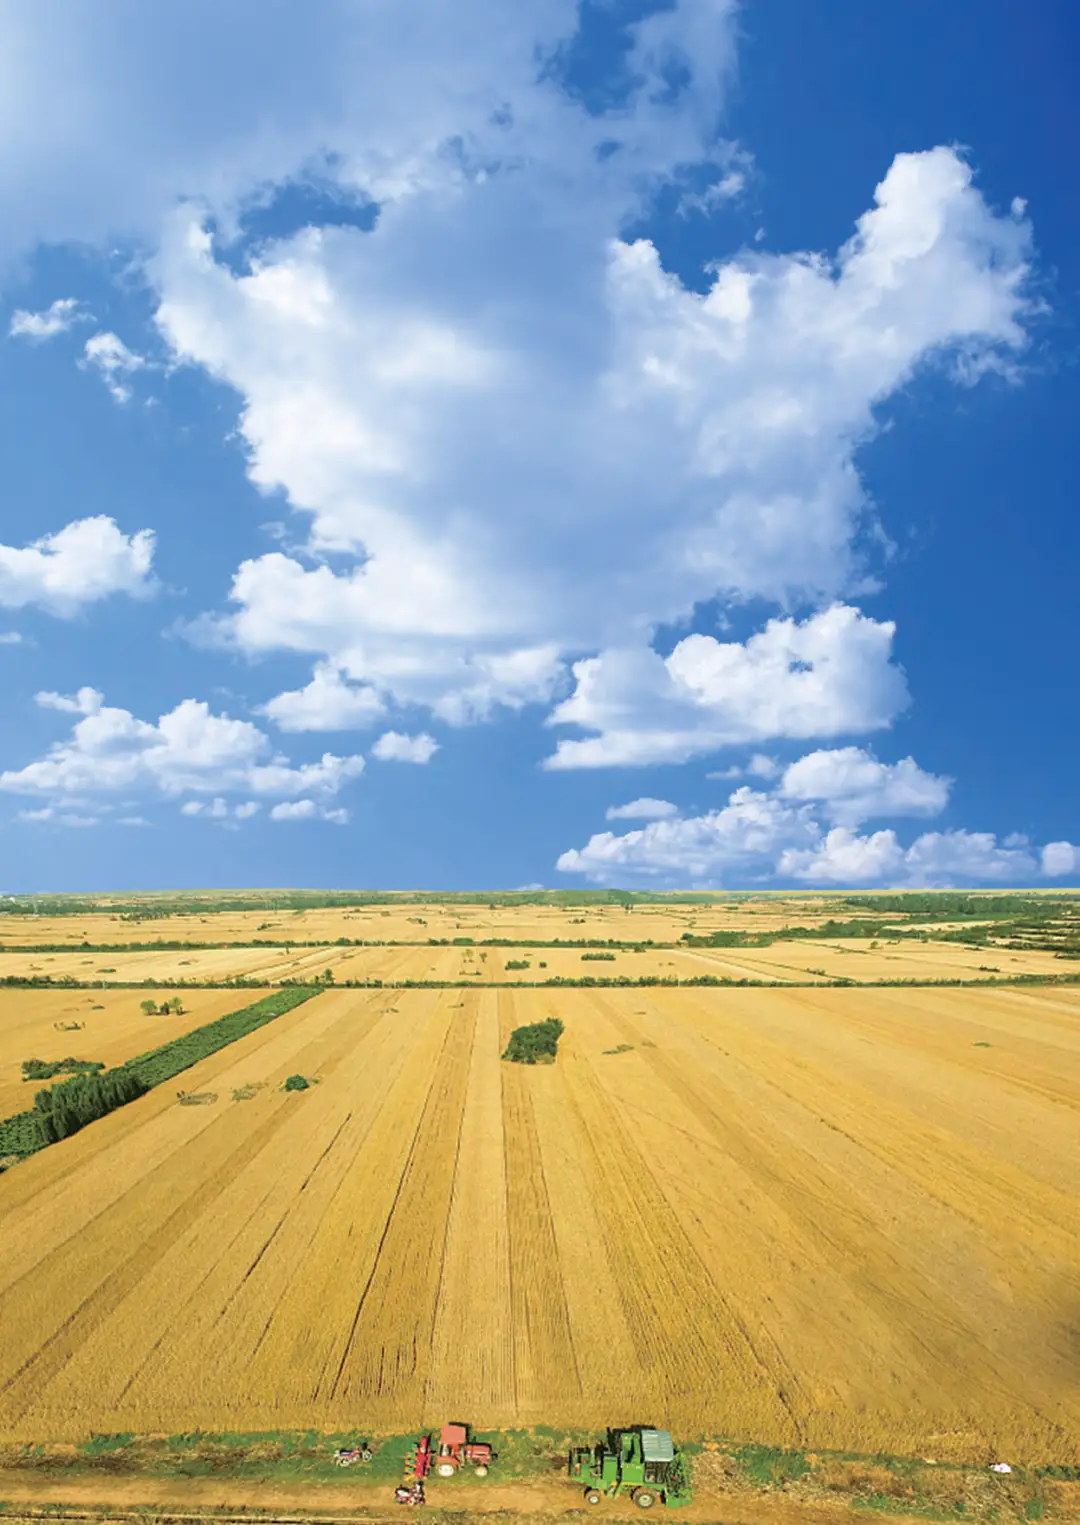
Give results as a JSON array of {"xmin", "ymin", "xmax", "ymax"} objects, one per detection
[
  {"xmin": 397, "ymin": 1423, "xmax": 494, "ymax": 1504},
  {"xmin": 434, "ymin": 1422, "xmax": 495, "ymax": 1477}
]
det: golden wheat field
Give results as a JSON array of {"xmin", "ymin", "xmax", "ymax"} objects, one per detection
[
  {"xmin": 0, "ymin": 989, "xmax": 249, "ymax": 1122},
  {"xmin": 0, "ymin": 937, "xmax": 1069, "ymax": 986},
  {"xmin": 0, "ymin": 896, "xmax": 859, "ymax": 949},
  {"xmin": 1, "ymin": 982, "xmax": 1077, "ymax": 1461}
]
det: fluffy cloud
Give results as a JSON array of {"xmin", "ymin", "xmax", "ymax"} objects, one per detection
[
  {"xmin": 0, "ymin": 1, "xmax": 736, "ymax": 261},
  {"xmin": 0, "ymin": 516, "xmax": 155, "ymax": 615},
  {"xmin": 9, "ymin": 298, "xmax": 89, "ymax": 340},
  {"xmin": 546, "ymin": 605, "xmax": 908, "ymax": 768},
  {"xmin": 370, "ymin": 730, "xmax": 439, "ymax": 763},
  {"xmin": 152, "ymin": 136, "xmax": 1033, "ymax": 741},
  {"xmin": 779, "ymin": 746, "xmax": 950, "ymax": 825},
  {"xmin": 776, "ymin": 827, "xmax": 904, "ymax": 884},
  {"xmin": 558, "ymin": 787, "xmax": 818, "ymax": 884},
  {"xmin": 262, "ymin": 664, "xmax": 385, "ymax": 731},
  {"xmin": 17, "ymin": 805, "xmax": 99, "ymax": 828},
  {"xmin": 605, "ymin": 797, "xmax": 679, "ymax": 821},
  {"xmin": 81, "ymin": 332, "xmax": 147, "ymax": 403},
  {"xmin": 269, "ymin": 798, "xmax": 349, "ymax": 824},
  {"xmin": 780, "ymin": 827, "xmax": 1038, "ymax": 886},
  {"xmin": 35, "ymin": 686, "xmax": 104, "ymax": 715},
  {"xmin": 181, "ymin": 796, "xmax": 259, "ymax": 821},
  {"xmin": 0, "ymin": 693, "xmax": 364, "ymax": 806},
  {"xmin": 558, "ymin": 746, "xmax": 1060, "ymax": 887},
  {"xmin": 1041, "ymin": 841, "xmax": 1079, "ymax": 877}
]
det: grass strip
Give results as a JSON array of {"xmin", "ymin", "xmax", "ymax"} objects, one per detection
[{"xmin": 0, "ymin": 987, "xmax": 319, "ymax": 1164}]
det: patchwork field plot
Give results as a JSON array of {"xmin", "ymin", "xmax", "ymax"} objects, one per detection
[
  {"xmin": 0, "ymin": 896, "xmax": 863, "ymax": 950},
  {"xmin": 0, "ymin": 937, "xmax": 1071, "ymax": 986},
  {"xmin": 0, "ymin": 989, "xmax": 251, "ymax": 1122},
  {"xmin": 1, "ymin": 983, "xmax": 1077, "ymax": 1461}
]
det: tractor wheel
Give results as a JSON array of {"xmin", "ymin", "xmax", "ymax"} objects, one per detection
[
  {"xmin": 361, "ymin": 1449, "xmax": 373, "ymax": 1463},
  {"xmin": 634, "ymin": 1490, "xmax": 657, "ymax": 1509},
  {"xmin": 584, "ymin": 1489, "xmax": 603, "ymax": 1505},
  {"xmin": 474, "ymin": 1465, "xmax": 489, "ymax": 1477},
  {"xmin": 436, "ymin": 1462, "xmax": 457, "ymax": 1478}
]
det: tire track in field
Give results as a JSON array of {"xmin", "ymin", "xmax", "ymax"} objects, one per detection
[
  {"xmin": 424, "ymin": 991, "xmax": 515, "ymax": 1419},
  {"xmin": 0, "ymin": 1093, "xmax": 305, "ymax": 1425},
  {"xmin": 501, "ymin": 1064, "xmax": 582, "ymax": 1417},
  {"xmin": 555, "ymin": 1003, "xmax": 795, "ymax": 1431},
  {"xmin": 324, "ymin": 997, "xmax": 475, "ymax": 1408},
  {"xmin": 4, "ymin": 993, "xmax": 378, "ymax": 1428},
  {"xmin": 594, "ymin": 991, "xmax": 1075, "ymax": 1436},
  {"xmin": 755, "ymin": 986, "xmax": 1080, "ymax": 1118},
  {"xmin": 499, "ymin": 988, "xmax": 581, "ymax": 1419}
]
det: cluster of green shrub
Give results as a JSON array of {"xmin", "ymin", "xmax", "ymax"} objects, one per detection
[
  {"xmin": 140, "ymin": 997, "xmax": 185, "ymax": 1014},
  {"xmin": 0, "ymin": 975, "xmax": 275, "ymax": 990},
  {"xmin": 504, "ymin": 959, "xmax": 531, "ymax": 970},
  {"xmin": 841, "ymin": 892, "xmax": 1073, "ymax": 920},
  {"xmin": 502, "ymin": 1016, "xmax": 565, "ymax": 1064},
  {"xmin": 580, "ymin": 951, "xmax": 616, "ymax": 960},
  {"xmin": 0, "ymin": 887, "xmax": 724, "ymax": 917},
  {"xmin": 32, "ymin": 1067, "xmax": 148, "ymax": 1146},
  {"xmin": 122, "ymin": 988, "xmax": 316, "ymax": 1088},
  {"xmin": 21, "ymin": 1056, "xmax": 104, "ymax": 1082}
]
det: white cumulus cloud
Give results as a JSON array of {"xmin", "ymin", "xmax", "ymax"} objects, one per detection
[
  {"xmin": 370, "ymin": 730, "xmax": 439, "ymax": 764},
  {"xmin": 779, "ymin": 746, "xmax": 950, "ymax": 825},
  {"xmin": 152, "ymin": 138, "xmax": 1032, "ymax": 747},
  {"xmin": 81, "ymin": 331, "xmax": 147, "ymax": 403},
  {"xmin": 605, "ymin": 797, "xmax": 679, "ymax": 821},
  {"xmin": 0, "ymin": 516, "xmax": 155, "ymax": 616},
  {"xmin": 0, "ymin": 694, "xmax": 364, "ymax": 807},
  {"xmin": 546, "ymin": 605, "xmax": 908, "ymax": 768},
  {"xmin": 182, "ymin": 796, "xmax": 260, "ymax": 822},
  {"xmin": 558, "ymin": 787, "xmax": 818, "ymax": 884},
  {"xmin": 262, "ymin": 664, "xmax": 385, "ymax": 732},
  {"xmin": 35, "ymin": 686, "xmax": 104, "ymax": 715},
  {"xmin": 1041, "ymin": 841, "xmax": 1079, "ymax": 877},
  {"xmin": 780, "ymin": 827, "xmax": 1038, "ymax": 886},
  {"xmin": 269, "ymin": 798, "xmax": 349, "ymax": 823},
  {"xmin": 9, "ymin": 298, "xmax": 89, "ymax": 340}
]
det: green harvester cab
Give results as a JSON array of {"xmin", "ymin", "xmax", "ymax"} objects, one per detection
[{"xmin": 569, "ymin": 1428, "xmax": 692, "ymax": 1509}]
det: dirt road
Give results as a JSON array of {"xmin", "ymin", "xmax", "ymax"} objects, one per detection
[{"xmin": 0, "ymin": 1468, "xmax": 1056, "ymax": 1525}]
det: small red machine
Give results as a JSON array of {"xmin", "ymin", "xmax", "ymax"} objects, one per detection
[
  {"xmin": 433, "ymin": 1422, "xmax": 495, "ymax": 1477},
  {"xmin": 398, "ymin": 1422, "xmax": 494, "ymax": 1504}
]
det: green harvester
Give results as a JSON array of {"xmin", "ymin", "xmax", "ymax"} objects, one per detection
[{"xmin": 569, "ymin": 1428, "xmax": 692, "ymax": 1509}]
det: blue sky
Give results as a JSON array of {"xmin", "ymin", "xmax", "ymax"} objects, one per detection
[{"xmin": 0, "ymin": 0, "xmax": 1076, "ymax": 893}]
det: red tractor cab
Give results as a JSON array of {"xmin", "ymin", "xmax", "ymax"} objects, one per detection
[{"xmin": 434, "ymin": 1423, "xmax": 495, "ymax": 1477}]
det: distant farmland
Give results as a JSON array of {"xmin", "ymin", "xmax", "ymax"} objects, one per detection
[{"xmin": 1, "ymin": 981, "xmax": 1077, "ymax": 1462}]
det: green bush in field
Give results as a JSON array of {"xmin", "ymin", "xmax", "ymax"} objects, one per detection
[
  {"xmin": 33, "ymin": 1067, "xmax": 148, "ymax": 1145},
  {"xmin": 22, "ymin": 1057, "xmax": 104, "ymax": 1082},
  {"xmin": 284, "ymin": 1074, "xmax": 310, "ymax": 1091},
  {"xmin": 502, "ymin": 1017, "xmax": 564, "ymax": 1064}
]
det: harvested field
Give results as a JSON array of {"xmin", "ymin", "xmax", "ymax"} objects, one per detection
[
  {"xmin": 1, "ymin": 983, "xmax": 1077, "ymax": 1460},
  {"xmin": 0, "ymin": 896, "xmax": 875, "ymax": 950},
  {"xmin": 680, "ymin": 938, "xmax": 1071, "ymax": 983},
  {"xmin": 0, "ymin": 989, "xmax": 251, "ymax": 1121},
  {"xmin": 0, "ymin": 937, "xmax": 1071, "ymax": 986}
]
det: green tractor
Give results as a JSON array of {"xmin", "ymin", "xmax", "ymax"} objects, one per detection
[{"xmin": 569, "ymin": 1428, "xmax": 692, "ymax": 1509}]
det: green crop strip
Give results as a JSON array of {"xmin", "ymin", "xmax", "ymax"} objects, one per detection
[{"xmin": 0, "ymin": 987, "xmax": 319, "ymax": 1164}]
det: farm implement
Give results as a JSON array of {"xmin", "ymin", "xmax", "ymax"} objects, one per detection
[
  {"xmin": 570, "ymin": 1428, "xmax": 692, "ymax": 1509},
  {"xmin": 396, "ymin": 1422, "xmax": 495, "ymax": 1504}
]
